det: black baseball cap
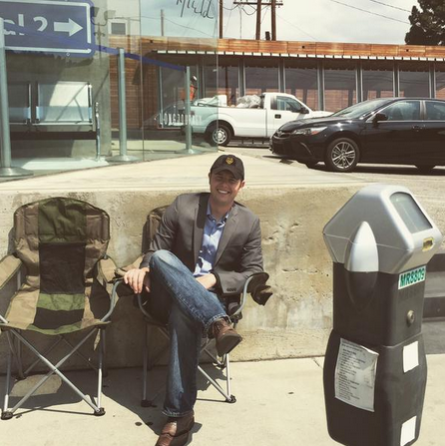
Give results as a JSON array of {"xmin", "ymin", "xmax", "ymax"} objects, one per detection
[{"xmin": 210, "ymin": 155, "xmax": 245, "ymax": 180}]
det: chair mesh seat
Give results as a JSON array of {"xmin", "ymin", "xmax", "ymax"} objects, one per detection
[{"xmin": 1, "ymin": 197, "xmax": 111, "ymax": 335}]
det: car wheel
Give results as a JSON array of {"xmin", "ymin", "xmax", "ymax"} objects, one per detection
[
  {"xmin": 208, "ymin": 123, "xmax": 232, "ymax": 146},
  {"xmin": 416, "ymin": 165, "xmax": 435, "ymax": 173},
  {"xmin": 325, "ymin": 138, "xmax": 360, "ymax": 172}
]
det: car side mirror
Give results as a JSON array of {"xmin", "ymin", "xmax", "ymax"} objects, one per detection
[
  {"xmin": 373, "ymin": 112, "xmax": 388, "ymax": 123},
  {"xmin": 297, "ymin": 107, "xmax": 310, "ymax": 114}
]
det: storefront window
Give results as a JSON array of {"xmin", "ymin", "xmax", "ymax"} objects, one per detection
[
  {"xmin": 362, "ymin": 62, "xmax": 394, "ymax": 100},
  {"xmin": 244, "ymin": 58, "xmax": 279, "ymax": 96},
  {"xmin": 149, "ymin": 57, "xmax": 199, "ymax": 130},
  {"xmin": 2, "ymin": 0, "xmax": 218, "ymax": 179},
  {"xmin": 324, "ymin": 61, "xmax": 357, "ymax": 112},
  {"xmin": 284, "ymin": 60, "xmax": 319, "ymax": 110},
  {"xmin": 399, "ymin": 62, "xmax": 430, "ymax": 98},
  {"xmin": 435, "ymin": 66, "xmax": 445, "ymax": 100},
  {"xmin": 204, "ymin": 57, "xmax": 240, "ymax": 106}
]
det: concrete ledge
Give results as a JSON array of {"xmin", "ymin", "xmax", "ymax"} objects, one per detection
[{"xmin": 0, "ymin": 153, "xmax": 366, "ymax": 369}]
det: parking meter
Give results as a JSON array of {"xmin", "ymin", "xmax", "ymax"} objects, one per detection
[{"xmin": 323, "ymin": 184, "xmax": 443, "ymax": 446}]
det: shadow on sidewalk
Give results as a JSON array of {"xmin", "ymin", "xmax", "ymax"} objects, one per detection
[{"xmin": 0, "ymin": 356, "xmax": 232, "ymax": 441}]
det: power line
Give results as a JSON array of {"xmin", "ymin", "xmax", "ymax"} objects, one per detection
[
  {"xmin": 365, "ymin": 0, "xmax": 411, "ymax": 13},
  {"xmin": 241, "ymin": 6, "xmax": 259, "ymax": 16},
  {"xmin": 261, "ymin": 6, "xmax": 268, "ymax": 24},
  {"xmin": 234, "ymin": 0, "xmax": 282, "ymax": 40},
  {"xmin": 328, "ymin": 0, "xmax": 410, "ymax": 25},
  {"xmin": 276, "ymin": 13, "xmax": 318, "ymax": 41},
  {"xmin": 223, "ymin": 4, "xmax": 240, "ymax": 11},
  {"xmin": 140, "ymin": 15, "xmax": 216, "ymax": 37},
  {"xmin": 225, "ymin": 3, "xmax": 235, "ymax": 34}
]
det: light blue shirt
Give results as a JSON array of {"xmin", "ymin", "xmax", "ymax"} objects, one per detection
[{"xmin": 193, "ymin": 204, "xmax": 229, "ymax": 277}]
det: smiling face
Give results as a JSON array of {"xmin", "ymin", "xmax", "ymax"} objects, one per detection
[{"xmin": 208, "ymin": 170, "xmax": 245, "ymax": 211}]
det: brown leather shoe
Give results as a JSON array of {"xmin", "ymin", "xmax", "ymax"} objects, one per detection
[
  {"xmin": 211, "ymin": 318, "xmax": 243, "ymax": 356},
  {"xmin": 155, "ymin": 412, "xmax": 195, "ymax": 446}
]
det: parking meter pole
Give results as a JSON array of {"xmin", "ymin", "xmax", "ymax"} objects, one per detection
[
  {"xmin": 0, "ymin": 19, "xmax": 32, "ymax": 178},
  {"xmin": 323, "ymin": 184, "xmax": 443, "ymax": 446},
  {"xmin": 108, "ymin": 48, "xmax": 137, "ymax": 163}
]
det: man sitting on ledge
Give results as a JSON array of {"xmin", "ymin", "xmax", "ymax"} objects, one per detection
[{"xmin": 124, "ymin": 154, "xmax": 264, "ymax": 446}]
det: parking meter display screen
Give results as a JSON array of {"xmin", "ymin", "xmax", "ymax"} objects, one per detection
[{"xmin": 390, "ymin": 193, "xmax": 432, "ymax": 233}]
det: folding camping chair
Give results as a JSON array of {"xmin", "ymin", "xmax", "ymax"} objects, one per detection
[
  {"xmin": 0, "ymin": 197, "xmax": 119, "ymax": 419},
  {"xmin": 118, "ymin": 205, "xmax": 273, "ymax": 406},
  {"xmin": 137, "ymin": 271, "xmax": 271, "ymax": 406}
]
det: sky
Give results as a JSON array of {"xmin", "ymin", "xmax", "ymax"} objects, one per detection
[{"xmin": 140, "ymin": 0, "xmax": 420, "ymax": 45}]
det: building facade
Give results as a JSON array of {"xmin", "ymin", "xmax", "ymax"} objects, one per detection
[{"xmin": 109, "ymin": 36, "xmax": 445, "ymax": 133}]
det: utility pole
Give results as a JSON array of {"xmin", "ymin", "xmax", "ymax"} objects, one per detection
[
  {"xmin": 233, "ymin": 1, "xmax": 283, "ymax": 41},
  {"xmin": 219, "ymin": 0, "xmax": 224, "ymax": 38},
  {"xmin": 160, "ymin": 9, "xmax": 165, "ymax": 36},
  {"xmin": 271, "ymin": 0, "xmax": 276, "ymax": 40},
  {"xmin": 256, "ymin": 0, "xmax": 261, "ymax": 40}
]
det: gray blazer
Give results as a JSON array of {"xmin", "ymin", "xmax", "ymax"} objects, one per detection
[{"xmin": 140, "ymin": 193, "xmax": 263, "ymax": 296}]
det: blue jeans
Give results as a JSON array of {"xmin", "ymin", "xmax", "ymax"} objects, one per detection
[{"xmin": 146, "ymin": 250, "xmax": 227, "ymax": 417}]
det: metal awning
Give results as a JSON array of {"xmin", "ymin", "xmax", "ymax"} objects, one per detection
[{"xmin": 154, "ymin": 49, "xmax": 445, "ymax": 62}]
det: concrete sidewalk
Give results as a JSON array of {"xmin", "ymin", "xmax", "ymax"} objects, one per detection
[
  {"xmin": 1, "ymin": 355, "xmax": 444, "ymax": 446},
  {"xmin": 0, "ymin": 151, "xmax": 365, "ymax": 191}
]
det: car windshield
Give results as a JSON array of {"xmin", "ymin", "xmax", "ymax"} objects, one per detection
[{"xmin": 331, "ymin": 99, "xmax": 393, "ymax": 119}]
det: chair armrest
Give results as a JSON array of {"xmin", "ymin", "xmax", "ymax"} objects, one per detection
[
  {"xmin": 111, "ymin": 270, "xmax": 163, "ymax": 327},
  {"xmin": 113, "ymin": 260, "xmax": 144, "ymax": 299},
  {"xmin": 136, "ymin": 292, "xmax": 165, "ymax": 327},
  {"xmin": 0, "ymin": 255, "xmax": 22, "ymax": 292},
  {"xmin": 230, "ymin": 272, "xmax": 273, "ymax": 320},
  {"xmin": 247, "ymin": 272, "xmax": 273, "ymax": 306},
  {"xmin": 96, "ymin": 256, "xmax": 120, "ymax": 321},
  {"xmin": 115, "ymin": 255, "xmax": 144, "ymax": 277}
]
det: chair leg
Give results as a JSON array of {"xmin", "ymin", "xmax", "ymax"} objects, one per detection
[
  {"xmin": 197, "ymin": 338, "xmax": 236, "ymax": 404},
  {"xmin": 225, "ymin": 354, "xmax": 232, "ymax": 397},
  {"xmin": 5, "ymin": 331, "xmax": 25, "ymax": 381},
  {"xmin": 14, "ymin": 332, "xmax": 25, "ymax": 380},
  {"xmin": 202, "ymin": 344, "xmax": 225, "ymax": 368},
  {"xmin": 141, "ymin": 323, "xmax": 149, "ymax": 407},
  {"xmin": 141, "ymin": 325, "xmax": 169, "ymax": 408},
  {"xmin": 197, "ymin": 362, "xmax": 236, "ymax": 404},
  {"xmin": 24, "ymin": 337, "xmax": 64, "ymax": 376},
  {"xmin": 102, "ymin": 329, "xmax": 108, "ymax": 378},
  {"xmin": 4, "ymin": 328, "xmax": 105, "ymax": 417},
  {"xmin": 1, "ymin": 348, "xmax": 14, "ymax": 420},
  {"xmin": 94, "ymin": 330, "xmax": 105, "ymax": 416}
]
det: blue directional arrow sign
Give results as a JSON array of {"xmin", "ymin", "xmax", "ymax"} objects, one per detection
[{"xmin": 0, "ymin": 0, "xmax": 95, "ymax": 56}]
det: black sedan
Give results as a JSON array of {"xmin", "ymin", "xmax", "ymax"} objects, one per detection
[{"xmin": 270, "ymin": 98, "xmax": 445, "ymax": 173}]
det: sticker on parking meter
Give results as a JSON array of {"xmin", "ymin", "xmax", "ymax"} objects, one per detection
[
  {"xmin": 401, "ymin": 416, "xmax": 417, "ymax": 446},
  {"xmin": 335, "ymin": 338, "xmax": 379, "ymax": 412},
  {"xmin": 398, "ymin": 266, "xmax": 426, "ymax": 290},
  {"xmin": 403, "ymin": 341, "xmax": 419, "ymax": 373}
]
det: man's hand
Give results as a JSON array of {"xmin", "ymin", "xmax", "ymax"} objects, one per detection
[
  {"xmin": 124, "ymin": 267, "xmax": 151, "ymax": 294},
  {"xmin": 196, "ymin": 273, "xmax": 217, "ymax": 290}
]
